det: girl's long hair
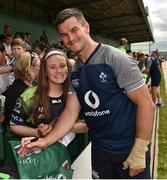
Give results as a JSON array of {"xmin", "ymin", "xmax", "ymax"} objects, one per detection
[{"xmin": 31, "ymin": 49, "xmax": 72, "ymax": 123}]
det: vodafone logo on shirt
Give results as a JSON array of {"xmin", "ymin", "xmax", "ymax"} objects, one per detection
[
  {"xmin": 84, "ymin": 90, "xmax": 99, "ymax": 109},
  {"xmin": 84, "ymin": 90, "xmax": 110, "ymax": 117}
]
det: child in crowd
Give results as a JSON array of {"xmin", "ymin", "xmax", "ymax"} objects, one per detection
[
  {"xmin": 0, "ymin": 38, "xmax": 27, "ymax": 87},
  {"xmin": 3, "ymin": 51, "xmax": 40, "ymax": 166},
  {"xmin": 4, "ymin": 52, "xmax": 40, "ymax": 129}
]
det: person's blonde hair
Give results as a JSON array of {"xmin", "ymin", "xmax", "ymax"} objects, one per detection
[{"xmin": 14, "ymin": 52, "xmax": 38, "ymax": 81}]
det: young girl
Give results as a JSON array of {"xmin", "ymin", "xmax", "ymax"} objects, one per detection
[
  {"xmin": 3, "ymin": 51, "xmax": 40, "ymax": 165},
  {"xmin": 10, "ymin": 49, "xmax": 87, "ymax": 140},
  {"xmin": 4, "ymin": 52, "xmax": 40, "ymax": 129}
]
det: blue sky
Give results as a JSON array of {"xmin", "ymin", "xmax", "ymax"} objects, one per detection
[{"xmin": 143, "ymin": 0, "xmax": 167, "ymax": 51}]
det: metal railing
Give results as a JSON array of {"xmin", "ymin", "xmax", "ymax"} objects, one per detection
[
  {"xmin": 67, "ymin": 132, "xmax": 90, "ymax": 163},
  {"xmin": 150, "ymin": 107, "xmax": 159, "ymax": 179}
]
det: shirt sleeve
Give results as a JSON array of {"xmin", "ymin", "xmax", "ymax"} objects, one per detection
[
  {"xmin": 107, "ymin": 48, "xmax": 145, "ymax": 93},
  {"xmin": 146, "ymin": 58, "xmax": 152, "ymax": 68}
]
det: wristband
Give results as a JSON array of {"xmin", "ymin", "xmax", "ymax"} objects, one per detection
[{"xmin": 36, "ymin": 128, "xmax": 43, "ymax": 138}]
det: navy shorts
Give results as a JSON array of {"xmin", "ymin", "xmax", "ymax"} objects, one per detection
[
  {"xmin": 151, "ymin": 77, "xmax": 161, "ymax": 87},
  {"xmin": 151, "ymin": 71, "xmax": 161, "ymax": 87},
  {"xmin": 91, "ymin": 143, "xmax": 151, "ymax": 179}
]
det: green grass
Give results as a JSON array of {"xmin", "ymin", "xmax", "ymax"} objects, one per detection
[{"xmin": 158, "ymin": 70, "xmax": 167, "ymax": 179}]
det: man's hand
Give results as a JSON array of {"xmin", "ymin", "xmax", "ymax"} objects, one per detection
[
  {"xmin": 18, "ymin": 137, "xmax": 48, "ymax": 156},
  {"xmin": 123, "ymin": 138, "xmax": 150, "ymax": 177},
  {"xmin": 36, "ymin": 123, "xmax": 52, "ymax": 137}
]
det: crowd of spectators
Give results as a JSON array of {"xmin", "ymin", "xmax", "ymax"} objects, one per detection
[{"xmin": 117, "ymin": 37, "xmax": 163, "ymax": 107}]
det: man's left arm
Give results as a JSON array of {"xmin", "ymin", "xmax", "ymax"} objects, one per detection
[
  {"xmin": 124, "ymin": 84, "xmax": 154, "ymax": 176},
  {"xmin": 128, "ymin": 84, "xmax": 154, "ymax": 140}
]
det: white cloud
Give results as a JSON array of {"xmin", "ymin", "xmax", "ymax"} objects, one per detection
[{"xmin": 143, "ymin": 0, "xmax": 167, "ymax": 51}]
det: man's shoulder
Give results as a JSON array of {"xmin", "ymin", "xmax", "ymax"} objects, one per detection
[
  {"xmin": 100, "ymin": 44, "xmax": 132, "ymax": 66},
  {"xmin": 101, "ymin": 43, "xmax": 117, "ymax": 51},
  {"xmin": 101, "ymin": 43, "xmax": 128, "ymax": 56}
]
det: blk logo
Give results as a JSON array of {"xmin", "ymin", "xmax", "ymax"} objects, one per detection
[{"xmin": 84, "ymin": 90, "xmax": 100, "ymax": 109}]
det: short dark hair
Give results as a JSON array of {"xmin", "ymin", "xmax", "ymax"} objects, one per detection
[
  {"xmin": 137, "ymin": 52, "xmax": 145, "ymax": 58},
  {"xmin": 4, "ymin": 33, "xmax": 13, "ymax": 39},
  {"xmin": 4, "ymin": 25, "xmax": 11, "ymax": 30},
  {"xmin": 126, "ymin": 49, "xmax": 132, "ymax": 54},
  {"xmin": 119, "ymin": 38, "xmax": 128, "ymax": 45},
  {"xmin": 54, "ymin": 8, "xmax": 86, "ymax": 29}
]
